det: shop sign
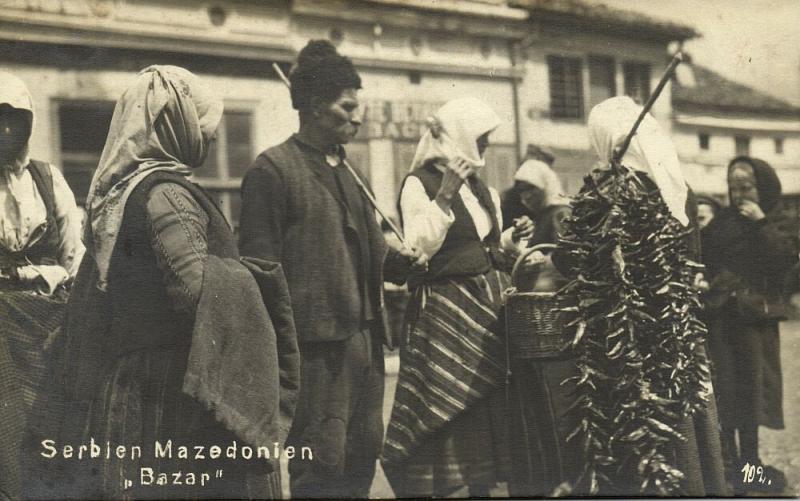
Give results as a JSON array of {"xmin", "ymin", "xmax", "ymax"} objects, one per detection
[{"xmin": 359, "ymin": 100, "xmax": 444, "ymax": 140}]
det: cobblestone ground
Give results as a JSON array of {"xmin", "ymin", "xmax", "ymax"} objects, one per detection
[{"xmin": 757, "ymin": 319, "xmax": 800, "ymax": 496}]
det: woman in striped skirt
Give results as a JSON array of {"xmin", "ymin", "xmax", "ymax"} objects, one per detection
[{"xmin": 382, "ymin": 98, "xmax": 533, "ymax": 497}]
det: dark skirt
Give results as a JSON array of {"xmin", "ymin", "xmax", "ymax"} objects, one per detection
[
  {"xmin": 52, "ymin": 347, "xmax": 280, "ymax": 500},
  {"xmin": 0, "ymin": 291, "xmax": 64, "ymax": 414},
  {"xmin": 674, "ymin": 391, "xmax": 729, "ymax": 496},
  {"xmin": 508, "ymin": 348, "xmax": 727, "ymax": 496},
  {"xmin": 382, "ymin": 270, "xmax": 511, "ymax": 497},
  {"xmin": 708, "ymin": 305, "xmax": 784, "ymax": 430},
  {"xmin": 0, "ymin": 335, "xmax": 24, "ymax": 501},
  {"xmin": 0, "ymin": 290, "xmax": 65, "ymax": 501},
  {"xmin": 507, "ymin": 357, "xmax": 581, "ymax": 497}
]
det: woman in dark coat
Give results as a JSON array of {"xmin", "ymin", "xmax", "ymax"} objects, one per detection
[
  {"xmin": 56, "ymin": 66, "xmax": 299, "ymax": 499},
  {"xmin": 702, "ymin": 156, "xmax": 798, "ymax": 492}
]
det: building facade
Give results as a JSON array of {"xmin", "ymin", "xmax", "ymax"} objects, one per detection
[
  {"xmin": 672, "ymin": 63, "xmax": 800, "ymax": 208},
  {"xmin": 2, "ymin": 0, "xmax": 699, "ymax": 226}
]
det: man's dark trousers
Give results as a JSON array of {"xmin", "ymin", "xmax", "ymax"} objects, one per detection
[{"xmin": 287, "ymin": 328, "xmax": 385, "ymax": 498}]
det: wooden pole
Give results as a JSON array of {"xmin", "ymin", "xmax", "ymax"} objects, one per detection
[
  {"xmin": 613, "ymin": 52, "xmax": 684, "ymax": 162},
  {"xmin": 271, "ymin": 63, "xmax": 412, "ymax": 250}
]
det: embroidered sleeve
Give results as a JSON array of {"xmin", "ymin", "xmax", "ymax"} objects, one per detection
[{"xmin": 145, "ymin": 183, "xmax": 209, "ymax": 316}]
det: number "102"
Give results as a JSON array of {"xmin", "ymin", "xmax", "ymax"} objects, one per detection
[{"xmin": 741, "ymin": 462, "xmax": 765, "ymax": 484}]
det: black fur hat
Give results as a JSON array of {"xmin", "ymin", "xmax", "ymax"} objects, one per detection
[{"xmin": 290, "ymin": 40, "xmax": 362, "ymax": 111}]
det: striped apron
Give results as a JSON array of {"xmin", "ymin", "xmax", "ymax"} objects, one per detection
[{"xmin": 382, "ymin": 269, "xmax": 511, "ymax": 496}]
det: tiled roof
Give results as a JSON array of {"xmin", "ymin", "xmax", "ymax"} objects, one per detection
[
  {"xmin": 673, "ymin": 64, "xmax": 800, "ymax": 116},
  {"xmin": 508, "ymin": 0, "xmax": 698, "ymax": 41}
]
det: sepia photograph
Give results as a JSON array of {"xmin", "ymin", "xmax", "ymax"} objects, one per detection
[{"xmin": 0, "ymin": 0, "xmax": 799, "ymax": 498}]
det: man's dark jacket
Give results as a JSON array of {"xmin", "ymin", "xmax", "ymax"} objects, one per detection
[{"xmin": 239, "ymin": 136, "xmax": 395, "ymax": 345}]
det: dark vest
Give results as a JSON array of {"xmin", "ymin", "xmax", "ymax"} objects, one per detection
[
  {"xmin": 62, "ymin": 172, "xmax": 238, "ymax": 398},
  {"xmin": 403, "ymin": 162, "xmax": 502, "ymax": 289},
  {"xmin": 243, "ymin": 138, "xmax": 388, "ymax": 344},
  {"xmin": 0, "ymin": 160, "xmax": 60, "ymax": 269}
]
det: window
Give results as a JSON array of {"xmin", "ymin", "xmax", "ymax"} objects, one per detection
[
  {"xmin": 623, "ymin": 62, "xmax": 651, "ymax": 104},
  {"xmin": 735, "ymin": 135, "xmax": 751, "ymax": 156},
  {"xmin": 775, "ymin": 137, "xmax": 784, "ymax": 154},
  {"xmin": 698, "ymin": 132, "xmax": 710, "ymax": 150},
  {"xmin": 547, "ymin": 55, "xmax": 583, "ymax": 119},
  {"xmin": 193, "ymin": 109, "xmax": 255, "ymax": 229},
  {"xmin": 57, "ymin": 100, "xmax": 116, "ymax": 204},
  {"xmin": 588, "ymin": 56, "xmax": 616, "ymax": 109}
]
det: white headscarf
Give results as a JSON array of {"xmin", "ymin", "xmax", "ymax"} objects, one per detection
[
  {"xmin": 588, "ymin": 96, "xmax": 689, "ymax": 226},
  {"xmin": 514, "ymin": 159, "xmax": 569, "ymax": 207},
  {"xmin": 0, "ymin": 71, "xmax": 34, "ymax": 174},
  {"xmin": 0, "ymin": 72, "xmax": 40, "ymax": 251},
  {"xmin": 409, "ymin": 97, "xmax": 501, "ymax": 172}
]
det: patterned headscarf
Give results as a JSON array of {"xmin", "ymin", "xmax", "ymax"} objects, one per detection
[
  {"xmin": 85, "ymin": 65, "xmax": 223, "ymax": 289},
  {"xmin": 409, "ymin": 97, "xmax": 501, "ymax": 172},
  {"xmin": 588, "ymin": 96, "xmax": 689, "ymax": 226}
]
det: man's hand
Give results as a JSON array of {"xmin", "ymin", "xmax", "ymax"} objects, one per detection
[
  {"xmin": 512, "ymin": 216, "xmax": 535, "ymax": 243},
  {"xmin": 399, "ymin": 246, "xmax": 428, "ymax": 273}
]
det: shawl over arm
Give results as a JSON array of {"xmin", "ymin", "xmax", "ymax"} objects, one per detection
[{"xmin": 145, "ymin": 180, "xmax": 300, "ymax": 451}]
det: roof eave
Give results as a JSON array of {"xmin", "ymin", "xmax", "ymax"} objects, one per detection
[
  {"xmin": 673, "ymin": 99, "xmax": 800, "ymax": 119},
  {"xmin": 531, "ymin": 10, "xmax": 698, "ymax": 42}
]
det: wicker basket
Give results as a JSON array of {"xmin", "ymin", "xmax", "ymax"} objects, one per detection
[{"xmin": 504, "ymin": 244, "xmax": 573, "ymax": 360}]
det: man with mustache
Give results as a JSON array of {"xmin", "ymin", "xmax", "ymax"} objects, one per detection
[{"xmin": 239, "ymin": 40, "xmax": 424, "ymax": 498}]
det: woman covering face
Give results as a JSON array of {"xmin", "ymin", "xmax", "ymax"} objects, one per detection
[
  {"xmin": 702, "ymin": 155, "xmax": 798, "ymax": 493},
  {"xmin": 59, "ymin": 66, "xmax": 298, "ymax": 499},
  {"xmin": 383, "ymin": 97, "xmax": 532, "ymax": 498}
]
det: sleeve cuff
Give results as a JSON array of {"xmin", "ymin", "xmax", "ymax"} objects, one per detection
[
  {"xmin": 17, "ymin": 265, "xmax": 69, "ymax": 296},
  {"xmin": 500, "ymin": 227, "xmax": 519, "ymax": 252}
]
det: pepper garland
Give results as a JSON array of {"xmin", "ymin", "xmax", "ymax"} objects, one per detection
[{"xmin": 557, "ymin": 160, "xmax": 710, "ymax": 496}]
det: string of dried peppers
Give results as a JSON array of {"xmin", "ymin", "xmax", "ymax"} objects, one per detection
[{"xmin": 557, "ymin": 160, "xmax": 710, "ymax": 495}]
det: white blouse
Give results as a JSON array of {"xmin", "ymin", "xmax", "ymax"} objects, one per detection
[
  {"xmin": 0, "ymin": 162, "xmax": 85, "ymax": 294},
  {"xmin": 400, "ymin": 176, "xmax": 518, "ymax": 260}
]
